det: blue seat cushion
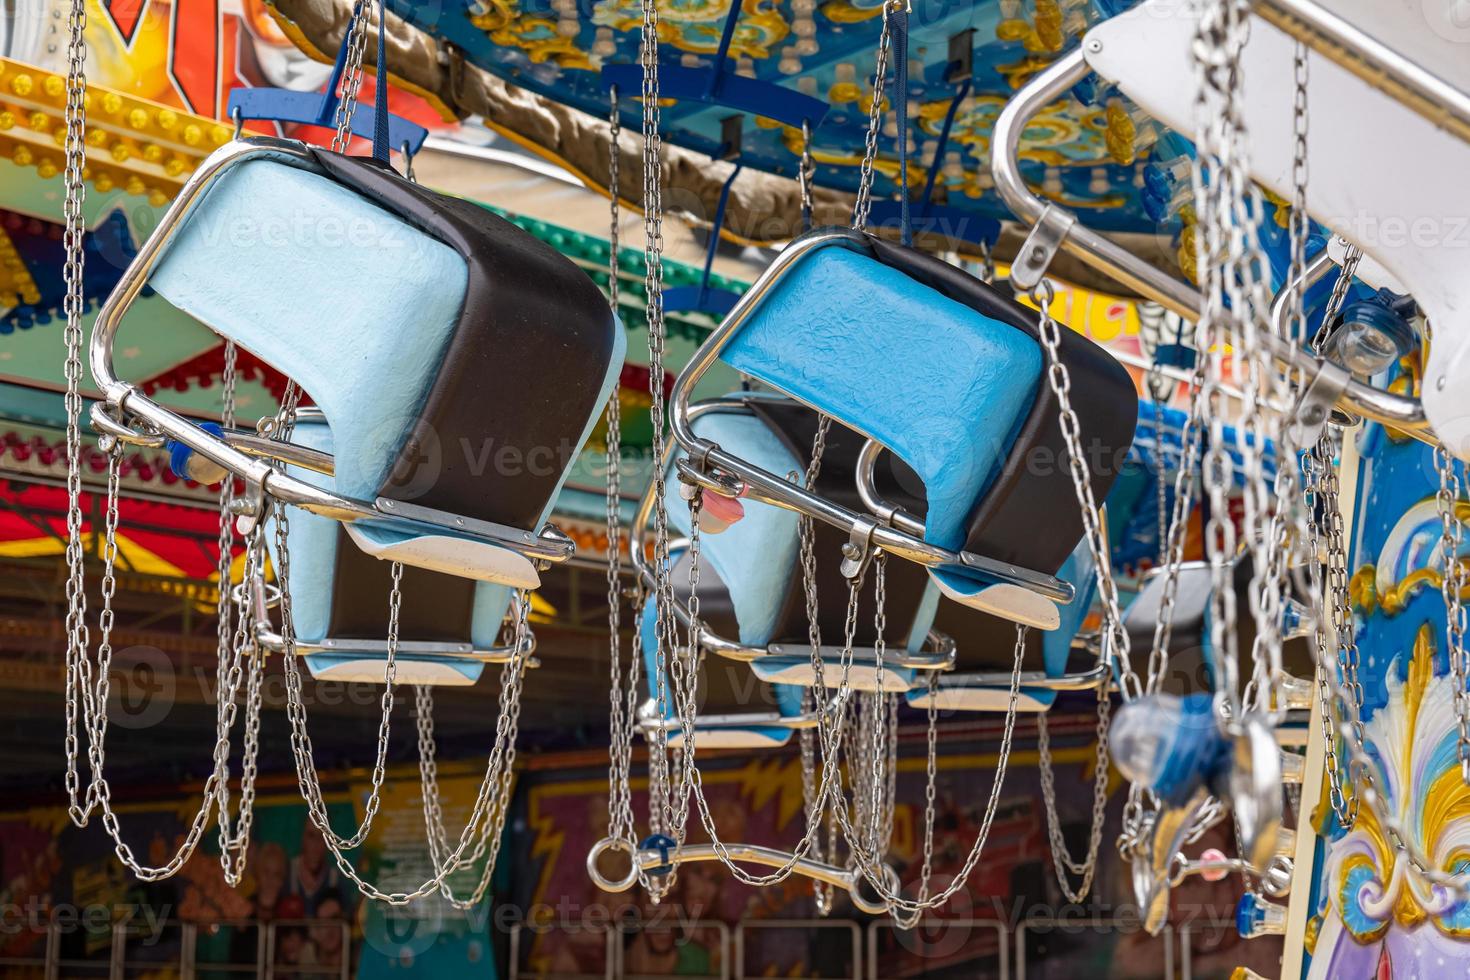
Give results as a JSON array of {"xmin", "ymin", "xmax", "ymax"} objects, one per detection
[
  {"xmin": 268, "ymin": 418, "xmax": 511, "ymax": 684},
  {"xmin": 150, "ymin": 158, "xmax": 466, "ymax": 508},
  {"xmin": 152, "ymin": 148, "xmax": 624, "ymax": 532},
  {"xmin": 666, "ymin": 406, "xmax": 802, "ymax": 647},
  {"xmin": 724, "ymin": 236, "xmax": 1138, "ymax": 578},
  {"xmin": 721, "ymin": 246, "xmax": 1041, "ymax": 552}
]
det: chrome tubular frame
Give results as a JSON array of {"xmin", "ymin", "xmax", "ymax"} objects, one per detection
[
  {"xmin": 244, "ymin": 577, "xmax": 540, "ymax": 666},
  {"xmin": 86, "ymin": 136, "xmax": 574, "ymax": 567},
  {"xmin": 636, "ymin": 708, "xmax": 826, "ymax": 736},
  {"xmin": 253, "ymin": 630, "xmax": 539, "ymax": 666},
  {"xmin": 666, "ymin": 229, "xmax": 1074, "ymax": 614},
  {"xmin": 990, "ymin": 48, "xmax": 1435, "ymax": 445},
  {"xmin": 631, "ymin": 396, "xmax": 958, "ymax": 671},
  {"xmin": 585, "ymin": 837, "xmax": 900, "ymax": 916},
  {"xmin": 933, "ymin": 662, "xmax": 1112, "ymax": 694},
  {"xmin": 854, "ymin": 439, "xmax": 1111, "ymax": 694}
]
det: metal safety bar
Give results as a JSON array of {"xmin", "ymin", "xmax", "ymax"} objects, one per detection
[
  {"xmin": 629, "ymin": 396, "xmax": 960, "ymax": 670},
  {"xmin": 990, "ymin": 47, "xmax": 1434, "ymax": 444},
  {"xmin": 666, "ymin": 229, "xmax": 1075, "ymax": 618},
  {"xmin": 86, "ymin": 136, "xmax": 575, "ymax": 567},
  {"xmin": 585, "ymin": 838, "xmax": 899, "ymax": 917}
]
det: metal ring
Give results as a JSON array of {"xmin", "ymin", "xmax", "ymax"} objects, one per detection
[
  {"xmin": 585, "ymin": 837, "xmax": 639, "ymax": 893},
  {"xmin": 88, "ymin": 402, "xmax": 167, "ymax": 449},
  {"xmin": 848, "ymin": 862, "xmax": 902, "ymax": 916}
]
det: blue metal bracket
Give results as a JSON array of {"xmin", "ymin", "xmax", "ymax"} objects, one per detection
[
  {"xmin": 599, "ymin": 0, "xmax": 828, "ymax": 135},
  {"xmin": 226, "ymin": 14, "xmax": 428, "ymax": 156},
  {"xmin": 664, "ymin": 162, "xmax": 744, "ymax": 318},
  {"xmin": 866, "ymin": 58, "xmax": 999, "ymax": 251}
]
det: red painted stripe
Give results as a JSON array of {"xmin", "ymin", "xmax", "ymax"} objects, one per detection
[
  {"xmin": 169, "ymin": 0, "xmax": 220, "ymax": 115},
  {"xmin": 102, "ymin": 0, "xmax": 149, "ymax": 45}
]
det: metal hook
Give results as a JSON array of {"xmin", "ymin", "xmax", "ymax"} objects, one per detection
[{"xmin": 400, "ymin": 139, "xmax": 416, "ymax": 183}]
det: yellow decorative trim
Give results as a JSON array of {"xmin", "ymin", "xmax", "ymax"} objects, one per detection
[
  {"xmin": 592, "ymin": 0, "xmax": 789, "ymax": 60},
  {"xmin": 1370, "ymin": 558, "xmax": 1470, "ymax": 617},
  {"xmin": 1350, "ymin": 563, "xmax": 1380, "ymax": 614},
  {"xmin": 0, "ymin": 222, "xmax": 41, "ymax": 310},
  {"xmin": 0, "ymin": 56, "xmax": 239, "ymax": 203},
  {"xmin": 819, "ymin": 0, "xmax": 884, "ymax": 23}
]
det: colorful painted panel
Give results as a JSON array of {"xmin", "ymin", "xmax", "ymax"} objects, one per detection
[
  {"xmin": 382, "ymin": 0, "xmax": 1164, "ymax": 232},
  {"xmin": 1304, "ymin": 369, "xmax": 1470, "ymax": 977}
]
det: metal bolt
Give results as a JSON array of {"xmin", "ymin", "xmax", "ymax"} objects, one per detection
[{"xmin": 1086, "ymin": 38, "xmax": 1103, "ymax": 54}]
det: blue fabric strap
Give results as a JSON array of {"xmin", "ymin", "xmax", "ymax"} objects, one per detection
[
  {"xmin": 892, "ymin": 7, "xmax": 911, "ymax": 246},
  {"xmin": 919, "ymin": 78, "xmax": 971, "ymax": 217},
  {"xmin": 372, "ymin": 0, "xmax": 391, "ymax": 163},
  {"xmin": 699, "ymin": 163, "xmax": 742, "ymax": 299}
]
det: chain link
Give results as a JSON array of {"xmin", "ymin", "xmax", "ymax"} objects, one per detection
[
  {"xmin": 330, "ymin": 0, "xmax": 374, "ymax": 152},
  {"xmin": 1436, "ymin": 444, "xmax": 1470, "ymax": 785},
  {"xmin": 61, "ymin": 0, "xmax": 92, "ymax": 825},
  {"xmin": 851, "ymin": 1, "xmax": 900, "ymax": 230},
  {"xmin": 1037, "ymin": 683, "xmax": 1110, "ymax": 903}
]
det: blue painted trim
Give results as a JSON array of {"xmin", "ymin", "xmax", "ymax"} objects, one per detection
[{"xmin": 599, "ymin": 63, "xmax": 829, "ymax": 133}]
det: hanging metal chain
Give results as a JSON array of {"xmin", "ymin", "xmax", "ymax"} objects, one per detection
[
  {"xmin": 277, "ymin": 503, "xmax": 404, "ymax": 852},
  {"xmin": 1302, "ymin": 447, "xmax": 1360, "ymax": 827},
  {"xmin": 603, "ymin": 86, "xmax": 645, "ymax": 865},
  {"xmin": 827, "ymin": 620, "xmax": 1028, "ymax": 913},
  {"xmin": 1031, "ymin": 282, "xmax": 1133, "ymax": 695},
  {"xmin": 60, "ymin": 0, "xmax": 92, "ymax": 826},
  {"xmin": 213, "ymin": 347, "xmax": 267, "ymax": 888},
  {"xmin": 1284, "ymin": 45, "xmax": 1312, "ymax": 349},
  {"xmin": 330, "ymin": 0, "xmax": 374, "ymax": 152},
  {"xmin": 1025, "ymin": 281, "xmax": 1130, "ymax": 899},
  {"xmin": 415, "ymin": 594, "xmax": 532, "ymax": 909},
  {"xmin": 1436, "ymin": 445, "xmax": 1470, "ymax": 785},
  {"xmin": 1304, "ymin": 247, "xmax": 1368, "ymax": 824},
  {"xmin": 1239, "ymin": 39, "xmax": 1315, "ymax": 728},
  {"xmin": 630, "ymin": 0, "xmax": 695, "ymax": 898},
  {"xmin": 56, "ymin": 0, "xmax": 263, "ymax": 884},
  {"xmin": 1187, "ymin": 0, "xmax": 1289, "ymax": 736},
  {"xmin": 795, "ymin": 414, "xmax": 847, "ymax": 910},
  {"xmin": 1037, "ymin": 683, "xmax": 1111, "ymax": 903},
  {"xmin": 1142, "ymin": 324, "xmax": 1210, "ymax": 700},
  {"xmin": 851, "ymin": 0, "xmax": 900, "ymax": 230},
  {"xmin": 885, "ymin": 669, "xmax": 940, "ymax": 928},
  {"xmin": 80, "ymin": 458, "xmax": 263, "ymax": 881}
]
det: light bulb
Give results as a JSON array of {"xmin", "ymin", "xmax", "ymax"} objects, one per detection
[{"xmin": 1325, "ymin": 300, "xmax": 1414, "ymax": 377}]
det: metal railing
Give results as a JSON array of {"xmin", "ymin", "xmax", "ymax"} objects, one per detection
[
  {"xmin": 734, "ymin": 919, "xmax": 861, "ymax": 980},
  {"xmin": 8, "ymin": 911, "xmax": 1234, "ymax": 977},
  {"xmin": 866, "ymin": 918, "xmax": 1009, "ymax": 980},
  {"xmin": 0, "ymin": 918, "xmax": 347, "ymax": 979}
]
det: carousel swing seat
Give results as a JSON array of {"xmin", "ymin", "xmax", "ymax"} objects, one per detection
[
  {"xmin": 637, "ymin": 575, "xmax": 809, "ymax": 750},
  {"xmin": 90, "ymin": 139, "xmax": 625, "ymax": 588},
  {"xmin": 906, "ymin": 542, "xmax": 1109, "ymax": 713},
  {"xmin": 1078, "ymin": 0, "xmax": 1470, "ymax": 452},
  {"xmin": 256, "ymin": 413, "xmax": 531, "ymax": 687},
  {"xmin": 670, "ymin": 229, "xmax": 1138, "ymax": 632},
  {"xmin": 635, "ymin": 394, "xmax": 956, "ymax": 697}
]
